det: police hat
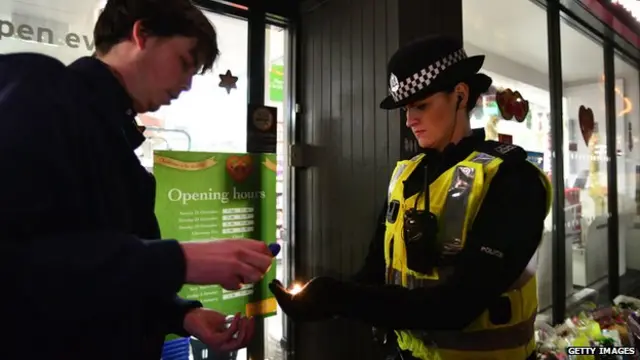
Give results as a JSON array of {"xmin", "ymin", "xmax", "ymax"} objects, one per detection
[{"xmin": 379, "ymin": 35, "xmax": 491, "ymax": 110}]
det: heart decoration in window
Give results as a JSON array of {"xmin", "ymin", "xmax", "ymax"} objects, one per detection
[
  {"xmin": 495, "ymin": 88, "xmax": 530, "ymax": 123},
  {"xmin": 578, "ymin": 105, "xmax": 595, "ymax": 146}
]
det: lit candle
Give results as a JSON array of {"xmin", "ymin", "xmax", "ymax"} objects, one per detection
[{"xmin": 289, "ymin": 282, "xmax": 303, "ymax": 295}]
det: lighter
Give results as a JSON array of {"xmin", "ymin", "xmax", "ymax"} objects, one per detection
[{"xmin": 224, "ymin": 316, "xmax": 240, "ymax": 339}]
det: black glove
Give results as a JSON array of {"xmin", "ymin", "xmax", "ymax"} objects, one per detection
[{"xmin": 268, "ymin": 277, "xmax": 343, "ymax": 322}]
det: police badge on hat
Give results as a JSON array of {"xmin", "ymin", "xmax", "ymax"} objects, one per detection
[
  {"xmin": 389, "ymin": 73, "xmax": 400, "ymax": 94},
  {"xmin": 380, "ymin": 35, "xmax": 492, "ymax": 110}
]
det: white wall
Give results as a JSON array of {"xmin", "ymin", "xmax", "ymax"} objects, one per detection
[{"xmin": 465, "ymin": 43, "xmax": 550, "ymax": 91}]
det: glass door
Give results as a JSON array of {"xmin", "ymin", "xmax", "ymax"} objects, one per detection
[
  {"xmin": 263, "ymin": 22, "xmax": 292, "ymax": 360},
  {"xmin": 615, "ymin": 51, "xmax": 640, "ymax": 295}
]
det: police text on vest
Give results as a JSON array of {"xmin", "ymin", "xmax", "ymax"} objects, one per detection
[
  {"xmin": 479, "ymin": 246, "xmax": 503, "ymax": 258},
  {"xmin": 566, "ymin": 346, "xmax": 636, "ymax": 356}
]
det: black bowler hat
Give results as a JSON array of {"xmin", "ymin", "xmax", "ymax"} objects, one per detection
[{"xmin": 379, "ymin": 35, "xmax": 491, "ymax": 110}]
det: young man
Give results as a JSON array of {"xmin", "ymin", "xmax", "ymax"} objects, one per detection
[
  {"xmin": 269, "ymin": 36, "xmax": 552, "ymax": 360},
  {"xmin": 0, "ymin": 0, "xmax": 274, "ymax": 358}
]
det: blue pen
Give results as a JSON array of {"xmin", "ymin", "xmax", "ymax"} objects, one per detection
[{"xmin": 269, "ymin": 243, "xmax": 281, "ymax": 257}]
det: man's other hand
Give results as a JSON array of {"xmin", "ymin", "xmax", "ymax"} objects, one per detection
[
  {"xmin": 184, "ymin": 309, "xmax": 254, "ymax": 352},
  {"xmin": 181, "ymin": 239, "xmax": 273, "ymax": 290}
]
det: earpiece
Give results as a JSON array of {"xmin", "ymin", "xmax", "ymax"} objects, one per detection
[{"xmin": 456, "ymin": 93, "xmax": 463, "ymax": 109}]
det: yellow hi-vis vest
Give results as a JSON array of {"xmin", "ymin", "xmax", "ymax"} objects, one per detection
[{"xmin": 384, "ymin": 149, "xmax": 552, "ymax": 360}]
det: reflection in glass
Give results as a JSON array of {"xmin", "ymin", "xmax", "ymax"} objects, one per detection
[
  {"xmin": 560, "ymin": 19, "xmax": 609, "ymax": 311},
  {"xmin": 615, "ymin": 53, "xmax": 640, "ymax": 294}
]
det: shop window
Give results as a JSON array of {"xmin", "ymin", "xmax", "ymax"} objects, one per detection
[
  {"xmin": 0, "ymin": 0, "xmax": 100, "ymax": 62},
  {"xmin": 615, "ymin": 53, "xmax": 640, "ymax": 294},
  {"xmin": 560, "ymin": 18, "xmax": 610, "ymax": 309},
  {"xmin": 137, "ymin": 12, "xmax": 249, "ymax": 167},
  {"xmin": 463, "ymin": 0, "xmax": 556, "ymax": 313},
  {"xmin": 0, "ymin": 0, "xmax": 249, "ymax": 165}
]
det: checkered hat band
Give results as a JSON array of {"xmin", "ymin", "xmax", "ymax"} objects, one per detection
[{"xmin": 390, "ymin": 49, "xmax": 468, "ymax": 102}]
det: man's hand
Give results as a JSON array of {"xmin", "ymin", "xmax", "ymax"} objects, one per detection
[
  {"xmin": 184, "ymin": 309, "xmax": 254, "ymax": 352},
  {"xmin": 181, "ymin": 239, "xmax": 274, "ymax": 290}
]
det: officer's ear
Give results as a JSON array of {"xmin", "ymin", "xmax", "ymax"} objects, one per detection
[{"xmin": 453, "ymin": 82, "xmax": 470, "ymax": 109}]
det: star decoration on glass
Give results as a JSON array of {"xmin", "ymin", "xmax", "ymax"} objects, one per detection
[{"xmin": 219, "ymin": 70, "xmax": 238, "ymax": 94}]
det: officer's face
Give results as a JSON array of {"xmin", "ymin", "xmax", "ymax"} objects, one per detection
[
  {"xmin": 127, "ymin": 23, "xmax": 200, "ymax": 113},
  {"xmin": 405, "ymin": 91, "xmax": 460, "ymax": 150}
]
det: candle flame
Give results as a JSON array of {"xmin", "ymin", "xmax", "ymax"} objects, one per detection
[{"xmin": 289, "ymin": 282, "xmax": 303, "ymax": 295}]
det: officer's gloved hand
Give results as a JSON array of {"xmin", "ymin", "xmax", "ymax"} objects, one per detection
[
  {"xmin": 372, "ymin": 327, "xmax": 388, "ymax": 344},
  {"xmin": 373, "ymin": 327, "xmax": 400, "ymax": 360},
  {"xmin": 268, "ymin": 277, "xmax": 342, "ymax": 322}
]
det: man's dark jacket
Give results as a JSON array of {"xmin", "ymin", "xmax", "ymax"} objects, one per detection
[{"xmin": 0, "ymin": 54, "xmax": 200, "ymax": 359}]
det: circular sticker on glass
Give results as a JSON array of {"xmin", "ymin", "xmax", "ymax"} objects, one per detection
[{"xmin": 252, "ymin": 107, "xmax": 274, "ymax": 131}]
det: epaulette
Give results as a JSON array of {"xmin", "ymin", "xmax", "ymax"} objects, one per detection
[
  {"xmin": 474, "ymin": 140, "xmax": 528, "ymax": 163},
  {"xmin": 409, "ymin": 153, "xmax": 425, "ymax": 162}
]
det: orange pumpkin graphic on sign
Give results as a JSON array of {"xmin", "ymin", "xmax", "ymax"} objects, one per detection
[{"xmin": 225, "ymin": 155, "xmax": 253, "ymax": 182}]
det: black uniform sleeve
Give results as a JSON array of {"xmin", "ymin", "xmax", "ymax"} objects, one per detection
[
  {"xmin": 0, "ymin": 70, "xmax": 187, "ymax": 326},
  {"xmin": 164, "ymin": 296, "xmax": 204, "ymax": 336},
  {"xmin": 351, "ymin": 201, "xmax": 388, "ymax": 285},
  {"xmin": 335, "ymin": 160, "xmax": 548, "ymax": 330}
]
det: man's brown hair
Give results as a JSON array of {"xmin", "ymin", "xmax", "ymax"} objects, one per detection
[{"xmin": 93, "ymin": 0, "xmax": 219, "ymax": 74}]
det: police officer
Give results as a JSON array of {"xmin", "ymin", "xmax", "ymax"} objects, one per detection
[{"xmin": 269, "ymin": 35, "xmax": 552, "ymax": 360}]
